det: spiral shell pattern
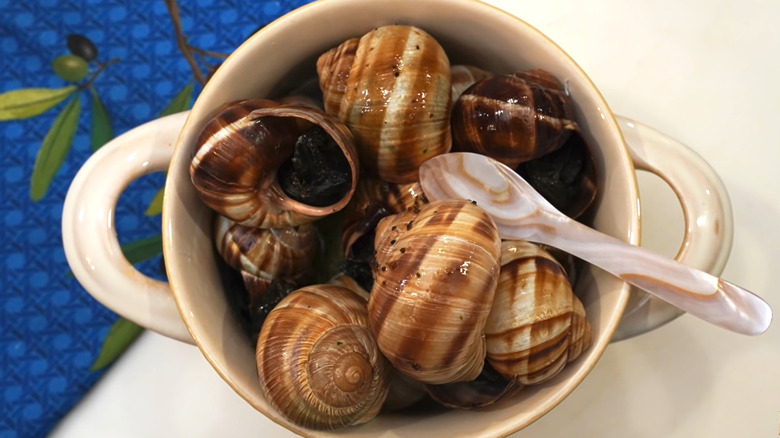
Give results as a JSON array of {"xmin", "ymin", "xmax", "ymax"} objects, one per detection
[
  {"xmin": 213, "ymin": 214, "xmax": 317, "ymax": 281},
  {"xmin": 256, "ymin": 284, "xmax": 391, "ymax": 430},
  {"xmin": 485, "ymin": 240, "xmax": 592, "ymax": 385},
  {"xmin": 317, "ymin": 25, "xmax": 452, "ymax": 183},
  {"xmin": 190, "ymin": 99, "xmax": 359, "ymax": 228},
  {"xmin": 368, "ymin": 199, "xmax": 501, "ymax": 384}
]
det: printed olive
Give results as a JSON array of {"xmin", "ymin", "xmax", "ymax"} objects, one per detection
[
  {"xmin": 66, "ymin": 34, "xmax": 98, "ymax": 62},
  {"xmin": 52, "ymin": 54, "xmax": 89, "ymax": 82}
]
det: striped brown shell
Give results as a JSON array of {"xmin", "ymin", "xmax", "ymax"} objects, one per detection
[
  {"xmin": 317, "ymin": 25, "xmax": 452, "ymax": 183},
  {"xmin": 213, "ymin": 214, "xmax": 317, "ymax": 282},
  {"xmin": 341, "ymin": 177, "xmax": 428, "ymax": 258},
  {"xmin": 368, "ymin": 199, "xmax": 501, "ymax": 384},
  {"xmin": 190, "ymin": 99, "xmax": 359, "ymax": 228},
  {"xmin": 484, "ymin": 240, "xmax": 592, "ymax": 385},
  {"xmin": 451, "ymin": 69, "xmax": 579, "ymax": 168},
  {"xmin": 256, "ymin": 284, "xmax": 391, "ymax": 430}
]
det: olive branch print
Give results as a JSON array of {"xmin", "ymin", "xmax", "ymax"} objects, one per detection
[{"xmin": 0, "ymin": 0, "xmax": 233, "ymax": 370}]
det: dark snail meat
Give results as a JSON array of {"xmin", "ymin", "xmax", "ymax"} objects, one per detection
[
  {"xmin": 516, "ymin": 131, "xmax": 597, "ymax": 219},
  {"xmin": 277, "ymin": 125, "xmax": 353, "ymax": 207}
]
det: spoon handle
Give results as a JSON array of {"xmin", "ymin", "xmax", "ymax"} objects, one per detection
[{"xmin": 522, "ymin": 213, "xmax": 772, "ymax": 336}]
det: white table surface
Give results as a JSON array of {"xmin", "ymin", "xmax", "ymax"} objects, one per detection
[{"xmin": 50, "ymin": 0, "xmax": 780, "ymax": 437}]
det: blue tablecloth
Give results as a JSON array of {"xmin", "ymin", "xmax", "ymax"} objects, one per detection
[{"xmin": 0, "ymin": 1, "xmax": 311, "ymax": 436}]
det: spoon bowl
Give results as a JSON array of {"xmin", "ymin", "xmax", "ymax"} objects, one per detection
[{"xmin": 419, "ymin": 152, "xmax": 772, "ymax": 336}]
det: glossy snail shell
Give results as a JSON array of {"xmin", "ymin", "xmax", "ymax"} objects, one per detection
[
  {"xmin": 190, "ymin": 99, "xmax": 359, "ymax": 228},
  {"xmin": 451, "ymin": 69, "xmax": 579, "ymax": 168},
  {"xmin": 424, "ymin": 361, "xmax": 523, "ymax": 410},
  {"xmin": 368, "ymin": 199, "xmax": 502, "ymax": 384},
  {"xmin": 317, "ymin": 25, "xmax": 453, "ymax": 183},
  {"xmin": 517, "ymin": 130, "xmax": 598, "ymax": 219},
  {"xmin": 256, "ymin": 284, "xmax": 391, "ymax": 430},
  {"xmin": 341, "ymin": 177, "xmax": 428, "ymax": 258},
  {"xmin": 213, "ymin": 214, "xmax": 317, "ymax": 282},
  {"xmin": 381, "ymin": 369, "xmax": 427, "ymax": 412},
  {"xmin": 484, "ymin": 240, "xmax": 592, "ymax": 385},
  {"xmin": 450, "ymin": 64, "xmax": 492, "ymax": 101}
]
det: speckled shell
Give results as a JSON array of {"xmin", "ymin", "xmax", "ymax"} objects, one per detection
[
  {"xmin": 317, "ymin": 25, "xmax": 452, "ymax": 183},
  {"xmin": 368, "ymin": 199, "xmax": 501, "ymax": 384},
  {"xmin": 485, "ymin": 240, "xmax": 592, "ymax": 385},
  {"xmin": 213, "ymin": 214, "xmax": 317, "ymax": 282},
  {"xmin": 256, "ymin": 284, "xmax": 391, "ymax": 430},
  {"xmin": 451, "ymin": 69, "xmax": 579, "ymax": 167},
  {"xmin": 341, "ymin": 177, "xmax": 428, "ymax": 258},
  {"xmin": 190, "ymin": 99, "xmax": 359, "ymax": 228},
  {"xmin": 450, "ymin": 64, "xmax": 492, "ymax": 101}
]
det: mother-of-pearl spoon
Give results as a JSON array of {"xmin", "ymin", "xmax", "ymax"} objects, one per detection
[{"xmin": 418, "ymin": 152, "xmax": 772, "ymax": 336}]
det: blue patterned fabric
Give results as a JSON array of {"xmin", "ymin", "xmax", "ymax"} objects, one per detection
[{"xmin": 0, "ymin": 1, "xmax": 312, "ymax": 437}]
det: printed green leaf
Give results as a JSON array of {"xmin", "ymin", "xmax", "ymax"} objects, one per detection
[
  {"xmin": 145, "ymin": 187, "xmax": 164, "ymax": 216},
  {"xmin": 122, "ymin": 234, "xmax": 163, "ymax": 265},
  {"xmin": 89, "ymin": 317, "xmax": 144, "ymax": 371},
  {"xmin": 158, "ymin": 82, "xmax": 194, "ymax": 117},
  {"xmin": 30, "ymin": 96, "xmax": 81, "ymax": 201},
  {"xmin": 90, "ymin": 87, "xmax": 114, "ymax": 152},
  {"xmin": 0, "ymin": 86, "xmax": 77, "ymax": 120}
]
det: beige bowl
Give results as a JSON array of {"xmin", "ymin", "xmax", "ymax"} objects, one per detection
[
  {"xmin": 167, "ymin": 0, "xmax": 635, "ymax": 436},
  {"xmin": 61, "ymin": 0, "xmax": 734, "ymax": 436}
]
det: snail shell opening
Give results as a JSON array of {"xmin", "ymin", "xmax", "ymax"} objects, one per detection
[{"xmin": 190, "ymin": 99, "xmax": 360, "ymax": 228}]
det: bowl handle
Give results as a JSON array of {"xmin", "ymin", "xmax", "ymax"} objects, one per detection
[
  {"xmin": 62, "ymin": 111, "xmax": 193, "ymax": 344},
  {"xmin": 611, "ymin": 115, "xmax": 734, "ymax": 341}
]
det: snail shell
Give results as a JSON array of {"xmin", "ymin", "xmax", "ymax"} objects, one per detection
[
  {"xmin": 451, "ymin": 69, "xmax": 579, "ymax": 168},
  {"xmin": 368, "ymin": 199, "xmax": 501, "ymax": 384},
  {"xmin": 213, "ymin": 214, "xmax": 317, "ymax": 282},
  {"xmin": 329, "ymin": 272, "xmax": 370, "ymax": 302},
  {"xmin": 381, "ymin": 369, "xmax": 427, "ymax": 412},
  {"xmin": 424, "ymin": 361, "xmax": 523, "ymax": 410},
  {"xmin": 317, "ymin": 25, "xmax": 453, "ymax": 183},
  {"xmin": 190, "ymin": 99, "xmax": 359, "ymax": 228},
  {"xmin": 341, "ymin": 177, "xmax": 428, "ymax": 258},
  {"xmin": 256, "ymin": 284, "xmax": 391, "ymax": 430},
  {"xmin": 485, "ymin": 240, "xmax": 592, "ymax": 385},
  {"xmin": 450, "ymin": 64, "xmax": 492, "ymax": 101}
]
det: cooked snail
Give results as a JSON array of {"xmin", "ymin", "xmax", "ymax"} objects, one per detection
[
  {"xmin": 190, "ymin": 99, "xmax": 359, "ymax": 228},
  {"xmin": 485, "ymin": 240, "xmax": 592, "ymax": 385},
  {"xmin": 256, "ymin": 284, "xmax": 391, "ymax": 430},
  {"xmin": 214, "ymin": 214, "xmax": 318, "ymax": 283},
  {"xmin": 214, "ymin": 214, "xmax": 317, "ymax": 336},
  {"xmin": 517, "ymin": 130, "xmax": 597, "ymax": 219},
  {"xmin": 341, "ymin": 177, "xmax": 427, "ymax": 258},
  {"xmin": 451, "ymin": 69, "xmax": 579, "ymax": 168},
  {"xmin": 368, "ymin": 199, "xmax": 501, "ymax": 384},
  {"xmin": 450, "ymin": 64, "xmax": 492, "ymax": 100},
  {"xmin": 424, "ymin": 361, "xmax": 523, "ymax": 410},
  {"xmin": 317, "ymin": 25, "xmax": 453, "ymax": 183},
  {"xmin": 382, "ymin": 369, "xmax": 428, "ymax": 412}
]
